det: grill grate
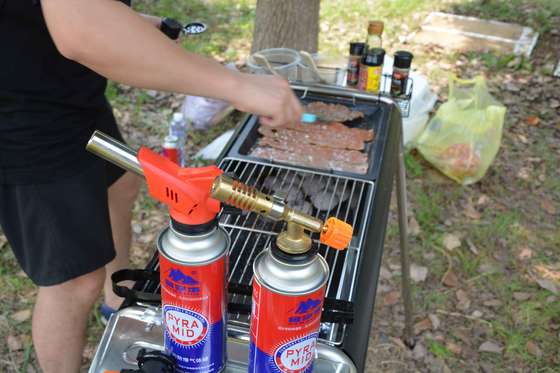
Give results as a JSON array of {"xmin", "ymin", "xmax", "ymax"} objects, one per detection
[{"xmin": 217, "ymin": 157, "xmax": 374, "ymax": 345}]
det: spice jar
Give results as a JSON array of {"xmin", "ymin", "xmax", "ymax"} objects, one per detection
[
  {"xmin": 391, "ymin": 51, "xmax": 413, "ymax": 97},
  {"xmin": 347, "ymin": 42, "xmax": 365, "ymax": 86},
  {"xmin": 357, "ymin": 48, "xmax": 385, "ymax": 93}
]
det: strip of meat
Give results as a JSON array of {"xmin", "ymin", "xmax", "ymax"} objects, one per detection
[
  {"xmin": 305, "ymin": 102, "xmax": 365, "ymax": 122},
  {"xmin": 251, "ymin": 147, "xmax": 369, "ymax": 175},
  {"xmin": 260, "ymin": 137, "xmax": 368, "ymax": 165},
  {"xmin": 284, "ymin": 121, "xmax": 374, "ymax": 142},
  {"xmin": 258, "ymin": 126, "xmax": 365, "ymax": 150}
]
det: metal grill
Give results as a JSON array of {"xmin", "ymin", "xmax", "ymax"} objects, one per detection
[{"xmin": 217, "ymin": 157, "xmax": 374, "ymax": 345}]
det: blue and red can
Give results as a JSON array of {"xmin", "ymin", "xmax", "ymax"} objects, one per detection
[
  {"xmin": 248, "ymin": 243, "xmax": 329, "ymax": 373},
  {"xmin": 158, "ymin": 223, "xmax": 230, "ymax": 373}
]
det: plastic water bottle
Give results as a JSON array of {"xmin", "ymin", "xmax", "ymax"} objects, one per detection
[{"xmin": 169, "ymin": 112, "xmax": 186, "ymax": 166}]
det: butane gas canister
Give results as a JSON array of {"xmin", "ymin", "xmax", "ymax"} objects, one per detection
[
  {"xmin": 158, "ymin": 221, "xmax": 230, "ymax": 373},
  {"xmin": 248, "ymin": 240, "xmax": 329, "ymax": 373}
]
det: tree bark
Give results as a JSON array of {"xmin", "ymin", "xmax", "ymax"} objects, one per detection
[{"xmin": 251, "ymin": 0, "xmax": 320, "ymax": 54}]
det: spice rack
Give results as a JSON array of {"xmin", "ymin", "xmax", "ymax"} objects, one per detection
[{"xmin": 378, "ymin": 73, "xmax": 413, "ymax": 118}]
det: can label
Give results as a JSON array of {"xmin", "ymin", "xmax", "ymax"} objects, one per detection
[
  {"xmin": 160, "ymin": 254, "xmax": 227, "ymax": 373},
  {"xmin": 357, "ymin": 64, "xmax": 382, "ymax": 93},
  {"xmin": 162, "ymin": 147, "xmax": 180, "ymax": 165},
  {"xmin": 347, "ymin": 58, "xmax": 360, "ymax": 86},
  {"xmin": 248, "ymin": 278, "xmax": 326, "ymax": 373}
]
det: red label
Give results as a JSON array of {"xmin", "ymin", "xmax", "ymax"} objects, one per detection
[
  {"xmin": 160, "ymin": 254, "xmax": 227, "ymax": 373},
  {"xmin": 249, "ymin": 278, "xmax": 325, "ymax": 373}
]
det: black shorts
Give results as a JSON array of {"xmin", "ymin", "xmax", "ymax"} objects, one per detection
[{"xmin": 0, "ymin": 136, "xmax": 127, "ymax": 287}]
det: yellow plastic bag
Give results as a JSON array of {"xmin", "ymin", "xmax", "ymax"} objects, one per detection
[{"xmin": 416, "ymin": 74, "xmax": 506, "ymax": 185}]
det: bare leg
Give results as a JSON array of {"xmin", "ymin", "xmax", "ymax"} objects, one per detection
[
  {"xmin": 104, "ymin": 171, "xmax": 142, "ymax": 309},
  {"xmin": 33, "ymin": 267, "xmax": 106, "ymax": 373}
]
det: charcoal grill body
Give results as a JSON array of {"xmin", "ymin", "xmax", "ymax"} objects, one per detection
[{"xmin": 214, "ymin": 85, "xmax": 404, "ymax": 372}]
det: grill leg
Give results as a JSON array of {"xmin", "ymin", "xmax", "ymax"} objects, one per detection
[{"xmin": 396, "ymin": 137, "xmax": 414, "ymax": 347}]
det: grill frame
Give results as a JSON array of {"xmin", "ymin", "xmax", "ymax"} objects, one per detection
[{"xmin": 215, "ymin": 84, "xmax": 404, "ymax": 372}]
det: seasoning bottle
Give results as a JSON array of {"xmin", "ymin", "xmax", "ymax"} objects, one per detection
[
  {"xmin": 357, "ymin": 48, "xmax": 385, "ymax": 93},
  {"xmin": 364, "ymin": 21, "xmax": 383, "ymax": 54},
  {"xmin": 391, "ymin": 51, "xmax": 414, "ymax": 97},
  {"xmin": 347, "ymin": 42, "xmax": 365, "ymax": 86}
]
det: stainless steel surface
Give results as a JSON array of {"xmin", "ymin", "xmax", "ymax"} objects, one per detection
[
  {"xmin": 86, "ymin": 130, "xmax": 145, "ymax": 178},
  {"xmin": 217, "ymin": 158, "xmax": 374, "ymax": 345},
  {"xmin": 396, "ymin": 138, "xmax": 414, "ymax": 347},
  {"xmin": 89, "ymin": 306, "xmax": 357, "ymax": 373},
  {"xmin": 253, "ymin": 247, "xmax": 328, "ymax": 296},
  {"xmin": 158, "ymin": 225, "xmax": 230, "ymax": 266}
]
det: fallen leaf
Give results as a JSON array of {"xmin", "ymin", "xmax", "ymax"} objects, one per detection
[
  {"xmin": 456, "ymin": 289, "xmax": 471, "ymax": 311},
  {"xmin": 379, "ymin": 266, "xmax": 392, "ymax": 279},
  {"xmin": 409, "ymin": 216, "xmax": 420, "ymax": 236},
  {"xmin": 517, "ymin": 246, "xmax": 533, "ymax": 260},
  {"xmin": 550, "ymin": 99, "xmax": 560, "ymax": 109},
  {"xmin": 137, "ymin": 232, "xmax": 155, "ymax": 244},
  {"xmin": 6, "ymin": 335, "xmax": 23, "ymax": 351},
  {"xmin": 443, "ymin": 269, "xmax": 460, "ymax": 287},
  {"xmin": 377, "ymin": 291, "xmax": 401, "ymax": 308},
  {"xmin": 517, "ymin": 167, "xmax": 530, "ymax": 179},
  {"xmin": 518, "ymin": 134, "xmax": 528, "ymax": 144},
  {"xmin": 547, "ymin": 295, "xmax": 557, "ymax": 303},
  {"xmin": 26, "ymin": 364, "xmax": 37, "ymax": 373},
  {"xmin": 428, "ymin": 314, "xmax": 441, "ymax": 330},
  {"xmin": 478, "ymin": 264, "xmax": 498, "ymax": 274},
  {"xmin": 479, "ymin": 341, "xmax": 504, "ymax": 354},
  {"xmin": 526, "ymin": 340, "xmax": 542, "ymax": 359},
  {"xmin": 18, "ymin": 334, "xmax": 32, "ymax": 346},
  {"xmin": 414, "ymin": 317, "xmax": 432, "ymax": 335},
  {"xmin": 466, "ymin": 238, "xmax": 479, "ymax": 255},
  {"xmin": 483, "ymin": 299, "xmax": 503, "ymax": 307},
  {"xmin": 472, "ymin": 310, "xmax": 483, "ymax": 318},
  {"xmin": 412, "ymin": 342, "xmax": 428, "ymax": 360},
  {"xmin": 462, "ymin": 204, "xmax": 482, "ymax": 219},
  {"xmin": 513, "ymin": 292, "xmax": 531, "ymax": 301},
  {"xmin": 443, "ymin": 233, "xmax": 461, "ymax": 250},
  {"xmin": 477, "ymin": 194, "xmax": 490, "ymax": 208},
  {"xmin": 507, "ymin": 56, "xmax": 522, "ymax": 68},
  {"xmin": 410, "ymin": 264, "xmax": 429, "ymax": 283},
  {"xmin": 446, "ymin": 342, "xmax": 462, "ymax": 355},
  {"xmin": 541, "ymin": 199, "xmax": 557, "ymax": 215},
  {"xmin": 453, "ymin": 327, "xmax": 471, "ymax": 346},
  {"xmin": 525, "ymin": 116, "xmax": 540, "ymax": 126},
  {"xmin": 389, "ymin": 336, "xmax": 406, "ymax": 349},
  {"xmin": 425, "ymin": 332, "xmax": 445, "ymax": 341},
  {"xmin": 480, "ymin": 361, "xmax": 494, "ymax": 373},
  {"xmin": 11, "ymin": 309, "xmax": 31, "ymax": 322},
  {"xmin": 0, "ymin": 234, "xmax": 7, "ymax": 248},
  {"xmin": 537, "ymin": 279, "xmax": 559, "ymax": 295},
  {"xmin": 0, "ymin": 314, "xmax": 8, "ymax": 327},
  {"xmin": 538, "ymin": 174, "xmax": 547, "ymax": 182}
]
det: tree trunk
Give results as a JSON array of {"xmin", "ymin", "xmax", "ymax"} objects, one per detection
[{"xmin": 251, "ymin": 0, "xmax": 320, "ymax": 54}]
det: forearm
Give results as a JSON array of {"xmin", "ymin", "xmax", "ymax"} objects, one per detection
[{"xmin": 42, "ymin": 0, "xmax": 242, "ymax": 102}]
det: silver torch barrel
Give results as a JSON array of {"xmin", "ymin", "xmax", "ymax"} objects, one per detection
[{"xmin": 86, "ymin": 130, "xmax": 145, "ymax": 179}]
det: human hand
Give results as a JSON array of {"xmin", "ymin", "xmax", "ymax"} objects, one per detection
[
  {"xmin": 140, "ymin": 14, "xmax": 162, "ymax": 29},
  {"xmin": 230, "ymin": 74, "xmax": 303, "ymax": 128}
]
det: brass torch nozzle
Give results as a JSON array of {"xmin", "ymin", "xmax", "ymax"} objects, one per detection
[
  {"xmin": 211, "ymin": 175, "xmax": 323, "ymax": 233},
  {"xmin": 211, "ymin": 175, "xmax": 353, "ymax": 254}
]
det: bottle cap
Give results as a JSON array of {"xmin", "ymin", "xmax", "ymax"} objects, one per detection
[
  {"xmin": 349, "ymin": 42, "xmax": 365, "ymax": 56},
  {"xmin": 164, "ymin": 135, "xmax": 179, "ymax": 142},
  {"xmin": 367, "ymin": 21, "xmax": 384, "ymax": 35},
  {"xmin": 161, "ymin": 17, "xmax": 182, "ymax": 40},
  {"xmin": 394, "ymin": 51, "xmax": 414, "ymax": 69},
  {"xmin": 320, "ymin": 217, "xmax": 353, "ymax": 251},
  {"xmin": 173, "ymin": 112, "xmax": 184, "ymax": 121},
  {"xmin": 361, "ymin": 48, "xmax": 385, "ymax": 66}
]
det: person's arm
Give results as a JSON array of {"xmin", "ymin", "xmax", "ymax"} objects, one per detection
[{"xmin": 41, "ymin": 0, "xmax": 302, "ymax": 127}]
